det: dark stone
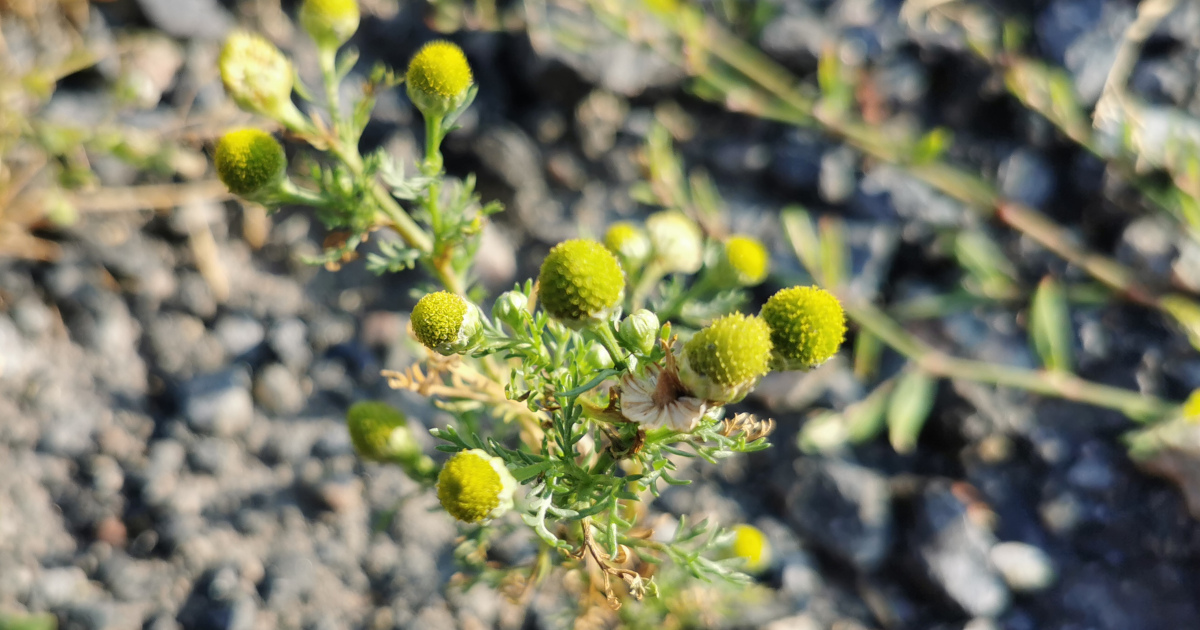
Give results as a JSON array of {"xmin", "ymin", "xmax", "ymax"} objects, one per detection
[{"xmin": 785, "ymin": 457, "xmax": 893, "ymax": 571}]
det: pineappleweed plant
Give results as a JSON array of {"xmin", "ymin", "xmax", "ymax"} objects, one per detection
[{"xmin": 211, "ymin": 0, "xmax": 846, "ymax": 607}]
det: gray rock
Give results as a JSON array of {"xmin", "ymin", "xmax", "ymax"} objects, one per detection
[
  {"xmin": 819, "ymin": 145, "xmax": 858, "ymax": 204},
  {"xmin": 174, "ymin": 272, "xmax": 218, "ymax": 320},
  {"xmin": 60, "ymin": 602, "xmax": 144, "ymax": 630},
  {"xmin": 855, "ymin": 164, "xmax": 967, "ymax": 225},
  {"xmin": 759, "ymin": 6, "xmax": 825, "ymax": 65},
  {"xmin": 1036, "ymin": 0, "xmax": 1103, "ymax": 63},
  {"xmin": 785, "ymin": 457, "xmax": 893, "ymax": 571},
  {"xmin": 213, "ymin": 315, "xmax": 265, "ymax": 359},
  {"xmin": 268, "ymin": 318, "xmax": 312, "ymax": 373},
  {"xmin": 262, "ymin": 553, "xmax": 318, "ymax": 608},
  {"xmin": 33, "ymin": 566, "xmax": 91, "ymax": 608},
  {"xmin": 187, "ymin": 437, "xmax": 239, "ymax": 475},
  {"xmin": 999, "ymin": 149, "xmax": 1056, "ymax": 209},
  {"xmin": 179, "ymin": 369, "xmax": 255, "ymax": 437},
  {"xmin": 39, "ymin": 407, "xmax": 100, "ymax": 458},
  {"xmin": 531, "ymin": 5, "xmax": 683, "ymax": 96},
  {"xmin": 1067, "ymin": 445, "xmax": 1116, "ymax": 492},
  {"xmin": 253, "ymin": 363, "xmax": 306, "ymax": 416},
  {"xmin": 11, "ymin": 295, "xmax": 53, "ymax": 339},
  {"xmin": 148, "ymin": 312, "xmax": 225, "ymax": 377},
  {"xmin": 989, "ymin": 542, "xmax": 1057, "ymax": 593},
  {"xmin": 911, "ymin": 484, "xmax": 1009, "ymax": 618},
  {"xmin": 135, "ymin": 0, "xmax": 233, "ymax": 40},
  {"xmin": 0, "ymin": 315, "xmax": 36, "ymax": 385}
]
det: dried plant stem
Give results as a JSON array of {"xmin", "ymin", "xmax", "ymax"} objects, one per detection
[
  {"xmin": 66, "ymin": 180, "xmax": 232, "ymax": 212},
  {"xmin": 842, "ymin": 296, "xmax": 1175, "ymax": 422},
  {"xmin": 585, "ymin": 1, "xmax": 1200, "ymax": 345}
]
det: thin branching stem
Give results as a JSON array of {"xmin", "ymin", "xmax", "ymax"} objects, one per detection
[{"xmin": 584, "ymin": 1, "xmax": 1200, "ymax": 343}]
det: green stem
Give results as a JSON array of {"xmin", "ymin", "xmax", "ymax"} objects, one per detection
[
  {"xmin": 630, "ymin": 260, "xmax": 667, "ymax": 312},
  {"xmin": 317, "ymin": 46, "xmax": 342, "ymax": 134},
  {"xmin": 417, "ymin": 113, "xmax": 465, "ymax": 295},
  {"xmin": 587, "ymin": 321, "xmax": 629, "ymax": 371},
  {"xmin": 657, "ymin": 271, "xmax": 718, "ymax": 322},
  {"xmin": 842, "ymin": 297, "xmax": 1177, "ymax": 422}
]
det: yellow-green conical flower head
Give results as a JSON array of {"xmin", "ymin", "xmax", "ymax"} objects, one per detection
[
  {"xmin": 214, "ymin": 129, "xmax": 286, "ymax": 196},
  {"xmin": 345, "ymin": 401, "xmax": 434, "ymax": 478},
  {"xmin": 406, "ymin": 40, "xmax": 473, "ymax": 120},
  {"xmin": 729, "ymin": 524, "xmax": 772, "ymax": 573},
  {"xmin": 760, "ymin": 285, "xmax": 846, "ymax": 370},
  {"xmin": 604, "ymin": 221, "xmax": 650, "ymax": 270},
  {"xmin": 411, "ymin": 291, "xmax": 482, "ymax": 355},
  {"xmin": 681, "ymin": 313, "xmax": 773, "ymax": 403},
  {"xmin": 714, "ymin": 235, "xmax": 770, "ymax": 287},
  {"xmin": 300, "ymin": 0, "xmax": 360, "ymax": 49},
  {"xmin": 538, "ymin": 239, "xmax": 625, "ymax": 326},
  {"xmin": 437, "ymin": 449, "xmax": 518, "ymax": 523},
  {"xmin": 219, "ymin": 32, "xmax": 307, "ymax": 130}
]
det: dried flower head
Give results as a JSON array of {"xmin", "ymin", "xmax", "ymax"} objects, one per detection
[
  {"xmin": 219, "ymin": 32, "xmax": 306, "ymax": 129},
  {"xmin": 437, "ymin": 449, "xmax": 517, "ymax": 523},
  {"xmin": 645, "ymin": 210, "xmax": 703, "ymax": 274},
  {"xmin": 300, "ymin": 0, "xmax": 360, "ymax": 49},
  {"xmin": 620, "ymin": 345, "xmax": 708, "ymax": 432},
  {"xmin": 760, "ymin": 285, "xmax": 846, "ymax": 370},
  {"xmin": 681, "ymin": 313, "xmax": 773, "ymax": 403},
  {"xmin": 411, "ymin": 291, "xmax": 481, "ymax": 355},
  {"xmin": 537, "ymin": 239, "xmax": 625, "ymax": 326},
  {"xmin": 214, "ymin": 129, "xmax": 286, "ymax": 196},
  {"xmin": 406, "ymin": 40, "xmax": 473, "ymax": 119}
]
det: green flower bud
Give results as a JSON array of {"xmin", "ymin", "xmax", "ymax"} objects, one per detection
[
  {"xmin": 491, "ymin": 290, "xmax": 529, "ymax": 330},
  {"xmin": 760, "ymin": 286, "xmax": 846, "ymax": 370},
  {"xmin": 345, "ymin": 401, "xmax": 435, "ymax": 478},
  {"xmin": 537, "ymin": 239, "xmax": 625, "ymax": 327},
  {"xmin": 729, "ymin": 524, "xmax": 772, "ymax": 573},
  {"xmin": 583, "ymin": 343, "xmax": 615, "ymax": 371},
  {"xmin": 713, "ymin": 235, "xmax": 770, "ymax": 287},
  {"xmin": 437, "ymin": 448, "xmax": 518, "ymax": 523},
  {"xmin": 214, "ymin": 129, "xmax": 287, "ymax": 197},
  {"xmin": 618, "ymin": 309, "xmax": 659, "ymax": 356},
  {"xmin": 299, "ymin": 0, "xmax": 360, "ymax": 50},
  {"xmin": 411, "ymin": 291, "xmax": 482, "ymax": 355},
  {"xmin": 219, "ymin": 32, "xmax": 308, "ymax": 130},
  {"xmin": 604, "ymin": 221, "xmax": 650, "ymax": 271},
  {"xmin": 681, "ymin": 313, "xmax": 773, "ymax": 403},
  {"xmin": 646, "ymin": 210, "xmax": 703, "ymax": 274},
  {"xmin": 406, "ymin": 40, "xmax": 473, "ymax": 120}
]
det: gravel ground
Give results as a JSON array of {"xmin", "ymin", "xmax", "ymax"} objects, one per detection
[{"xmin": 4, "ymin": 0, "xmax": 1200, "ymax": 629}]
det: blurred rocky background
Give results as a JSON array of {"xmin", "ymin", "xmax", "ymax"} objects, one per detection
[{"xmin": 3, "ymin": 0, "xmax": 1200, "ymax": 629}]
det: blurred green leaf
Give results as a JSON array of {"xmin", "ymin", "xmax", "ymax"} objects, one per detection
[
  {"xmin": 1029, "ymin": 275, "xmax": 1074, "ymax": 372},
  {"xmin": 853, "ymin": 329, "xmax": 883, "ymax": 380},
  {"xmin": 816, "ymin": 44, "xmax": 853, "ymax": 117},
  {"xmin": 781, "ymin": 206, "xmax": 821, "ymax": 281},
  {"xmin": 887, "ymin": 370, "xmax": 937, "ymax": 454},
  {"xmin": 818, "ymin": 217, "xmax": 848, "ymax": 289},
  {"xmin": 847, "ymin": 379, "xmax": 894, "ymax": 444},
  {"xmin": 0, "ymin": 613, "xmax": 56, "ymax": 630},
  {"xmin": 1160, "ymin": 294, "xmax": 1200, "ymax": 352},
  {"xmin": 911, "ymin": 128, "xmax": 953, "ymax": 165},
  {"xmin": 798, "ymin": 410, "xmax": 849, "ymax": 454},
  {"xmin": 1001, "ymin": 19, "xmax": 1027, "ymax": 54},
  {"xmin": 954, "ymin": 229, "xmax": 1018, "ymax": 298}
]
